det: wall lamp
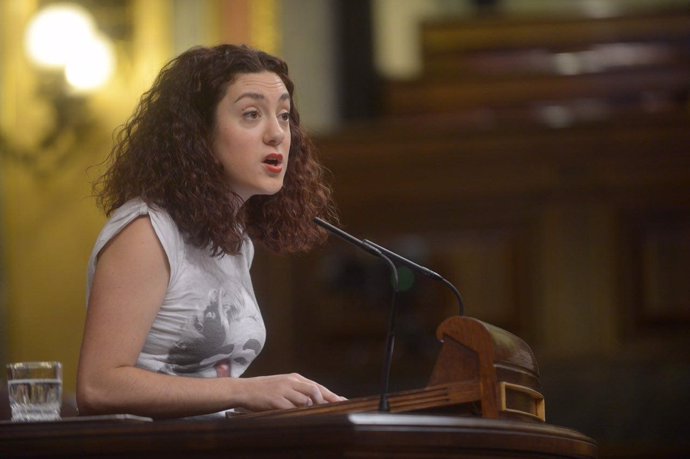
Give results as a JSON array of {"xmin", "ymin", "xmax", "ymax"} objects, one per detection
[{"xmin": 1, "ymin": 2, "xmax": 116, "ymax": 177}]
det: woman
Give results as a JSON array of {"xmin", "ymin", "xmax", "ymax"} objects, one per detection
[{"xmin": 77, "ymin": 44, "xmax": 344, "ymax": 419}]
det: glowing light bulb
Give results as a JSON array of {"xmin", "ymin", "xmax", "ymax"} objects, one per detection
[
  {"xmin": 65, "ymin": 33, "xmax": 115, "ymax": 92},
  {"xmin": 25, "ymin": 3, "xmax": 96, "ymax": 69},
  {"xmin": 25, "ymin": 3, "xmax": 116, "ymax": 92}
]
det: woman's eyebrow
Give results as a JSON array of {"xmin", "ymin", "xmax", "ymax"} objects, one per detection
[{"xmin": 234, "ymin": 92, "xmax": 290, "ymax": 103}]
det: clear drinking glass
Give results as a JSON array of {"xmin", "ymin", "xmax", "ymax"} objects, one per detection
[{"xmin": 6, "ymin": 361, "xmax": 62, "ymax": 422}]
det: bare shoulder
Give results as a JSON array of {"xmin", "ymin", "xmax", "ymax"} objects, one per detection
[
  {"xmin": 96, "ymin": 215, "xmax": 170, "ymax": 278},
  {"xmin": 100, "ymin": 215, "xmax": 160, "ymax": 253}
]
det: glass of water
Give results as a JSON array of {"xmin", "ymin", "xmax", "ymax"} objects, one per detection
[{"xmin": 6, "ymin": 361, "xmax": 62, "ymax": 422}]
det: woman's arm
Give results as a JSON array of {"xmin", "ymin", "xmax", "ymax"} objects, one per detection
[{"xmin": 76, "ymin": 216, "xmax": 342, "ymax": 419}]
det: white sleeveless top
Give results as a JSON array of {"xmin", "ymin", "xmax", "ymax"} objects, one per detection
[{"xmin": 87, "ymin": 198, "xmax": 266, "ymax": 379}]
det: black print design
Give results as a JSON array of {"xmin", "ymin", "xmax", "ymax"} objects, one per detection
[
  {"xmin": 243, "ymin": 339, "xmax": 262, "ymax": 354},
  {"xmin": 165, "ymin": 289, "xmax": 243, "ymax": 374}
]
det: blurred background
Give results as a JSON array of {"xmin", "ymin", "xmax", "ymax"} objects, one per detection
[{"xmin": 1, "ymin": 0, "xmax": 689, "ymax": 457}]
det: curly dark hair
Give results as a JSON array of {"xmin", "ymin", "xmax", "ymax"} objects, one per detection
[{"xmin": 94, "ymin": 44, "xmax": 337, "ymax": 255}]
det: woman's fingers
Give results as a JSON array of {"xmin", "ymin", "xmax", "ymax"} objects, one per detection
[
  {"xmin": 240, "ymin": 373, "xmax": 346, "ymax": 411},
  {"xmin": 316, "ymin": 383, "xmax": 347, "ymax": 403},
  {"xmin": 286, "ymin": 390, "xmax": 315, "ymax": 407},
  {"xmin": 290, "ymin": 374, "xmax": 346, "ymax": 405},
  {"xmin": 294, "ymin": 375, "xmax": 347, "ymax": 404}
]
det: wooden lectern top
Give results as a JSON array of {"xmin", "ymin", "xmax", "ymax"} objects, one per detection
[{"xmin": 232, "ymin": 315, "xmax": 546, "ymax": 423}]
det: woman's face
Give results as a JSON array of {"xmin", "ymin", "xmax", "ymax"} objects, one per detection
[{"xmin": 212, "ymin": 71, "xmax": 291, "ymax": 202}]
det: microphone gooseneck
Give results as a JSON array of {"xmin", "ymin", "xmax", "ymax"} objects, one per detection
[
  {"xmin": 362, "ymin": 239, "xmax": 465, "ymax": 316},
  {"xmin": 366, "ymin": 242, "xmax": 399, "ymax": 412}
]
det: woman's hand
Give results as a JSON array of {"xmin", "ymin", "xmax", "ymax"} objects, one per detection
[{"xmin": 233, "ymin": 373, "xmax": 346, "ymax": 411}]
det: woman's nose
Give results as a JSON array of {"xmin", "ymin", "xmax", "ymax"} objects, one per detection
[{"xmin": 264, "ymin": 117, "xmax": 286, "ymax": 145}]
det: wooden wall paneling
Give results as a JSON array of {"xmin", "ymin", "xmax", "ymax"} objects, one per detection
[
  {"xmin": 384, "ymin": 68, "xmax": 690, "ymax": 116},
  {"xmin": 420, "ymin": 13, "xmax": 690, "ymax": 55},
  {"xmin": 639, "ymin": 219, "xmax": 690, "ymax": 323},
  {"xmin": 244, "ymin": 247, "xmax": 300, "ymax": 377},
  {"xmin": 533, "ymin": 202, "xmax": 619, "ymax": 358},
  {"xmin": 619, "ymin": 210, "xmax": 690, "ymax": 335}
]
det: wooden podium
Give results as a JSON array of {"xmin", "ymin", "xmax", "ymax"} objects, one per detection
[
  {"xmin": 0, "ymin": 317, "xmax": 598, "ymax": 458},
  {"xmin": 0, "ymin": 412, "xmax": 597, "ymax": 458}
]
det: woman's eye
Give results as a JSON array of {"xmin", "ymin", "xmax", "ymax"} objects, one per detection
[
  {"xmin": 279, "ymin": 112, "xmax": 290, "ymax": 122},
  {"xmin": 243, "ymin": 110, "xmax": 260, "ymax": 120}
]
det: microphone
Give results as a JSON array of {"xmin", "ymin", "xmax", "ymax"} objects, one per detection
[
  {"xmin": 361, "ymin": 239, "xmax": 465, "ymax": 316},
  {"xmin": 315, "ymin": 218, "xmax": 467, "ymax": 409},
  {"xmin": 315, "ymin": 217, "xmax": 399, "ymax": 412}
]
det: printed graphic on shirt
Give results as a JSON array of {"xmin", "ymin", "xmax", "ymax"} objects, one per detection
[{"xmin": 163, "ymin": 288, "xmax": 260, "ymax": 375}]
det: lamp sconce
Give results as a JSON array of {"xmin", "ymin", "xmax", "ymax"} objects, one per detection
[{"xmin": 0, "ymin": 2, "xmax": 116, "ymax": 178}]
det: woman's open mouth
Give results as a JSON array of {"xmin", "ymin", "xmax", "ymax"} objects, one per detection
[{"xmin": 262, "ymin": 153, "xmax": 284, "ymax": 173}]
